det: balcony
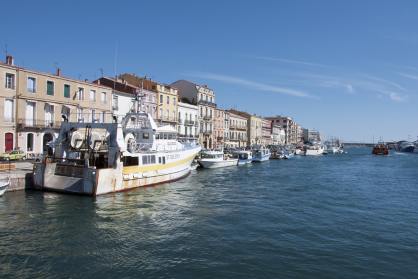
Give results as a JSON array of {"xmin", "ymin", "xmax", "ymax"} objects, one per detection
[
  {"xmin": 202, "ymin": 115, "xmax": 212, "ymax": 121},
  {"xmin": 230, "ymin": 125, "xmax": 246, "ymax": 131},
  {"xmin": 158, "ymin": 116, "xmax": 177, "ymax": 123},
  {"xmin": 198, "ymin": 100, "xmax": 217, "ymax": 108},
  {"xmin": 17, "ymin": 118, "xmax": 61, "ymax": 130},
  {"xmin": 184, "ymin": 120, "xmax": 196, "ymax": 126},
  {"xmin": 202, "ymin": 130, "xmax": 213, "ymax": 136}
]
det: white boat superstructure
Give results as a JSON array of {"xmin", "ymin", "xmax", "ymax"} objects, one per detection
[
  {"xmin": 233, "ymin": 150, "xmax": 253, "ymax": 165},
  {"xmin": 198, "ymin": 150, "xmax": 238, "ymax": 169},
  {"xmin": 252, "ymin": 148, "xmax": 271, "ymax": 162},
  {"xmin": 304, "ymin": 144, "xmax": 325, "ymax": 156},
  {"xmin": 33, "ymin": 111, "xmax": 201, "ymax": 196},
  {"xmin": 0, "ymin": 177, "xmax": 10, "ymax": 196}
]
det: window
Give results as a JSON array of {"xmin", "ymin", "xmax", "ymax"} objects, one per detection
[
  {"xmin": 64, "ymin": 84, "xmax": 70, "ymax": 98},
  {"xmin": 4, "ymin": 99, "xmax": 14, "ymax": 122},
  {"xmin": 159, "ymin": 94, "xmax": 163, "ymax": 103},
  {"xmin": 27, "ymin": 133, "xmax": 34, "ymax": 152},
  {"xmin": 91, "ymin": 109, "xmax": 96, "ymax": 122},
  {"xmin": 5, "ymin": 73, "xmax": 15, "ymax": 89},
  {"xmin": 27, "ymin": 77, "xmax": 36, "ymax": 93},
  {"xmin": 89, "ymin": 90, "xmax": 96, "ymax": 101},
  {"xmin": 101, "ymin": 92, "xmax": 107, "ymax": 103},
  {"xmin": 142, "ymin": 155, "xmax": 156, "ymax": 165},
  {"xmin": 173, "ymin": 97, "xmax": 176, "ymax": 105},
  {"xmin": 44, "ymin": 104, "xmax": 54, "ymax": 126},
  {"xmin": 77, "ymin": 108, "xmax": 83, "ymax": 122},
  {"xmin": 101, "ymin": 112, "xmax": 105, "ymax": 123},
  {"xmin": 166, "ymin": 96, "xmax": 169, "ymax": 104},
  {"xmin": 47, "ymin": 81, "xmax": 54, "ymax": 95},
  {"xmin": 77, "ymin": 87, "xmax": 84, "ymax": 100},
  {"xmin": 113, "ymin": 95, "xmax": 118, "ymax": 110},
  {"xmin": 123, "ymin": 156, "xmax": 139, "ymax": 166},
  {"xmin": 143, "ymin": 133, "xmax": 149, "ymax": 139},
  {"xmin": 159, "ymin": 108, "xmax": 163, "ymax": 118}
]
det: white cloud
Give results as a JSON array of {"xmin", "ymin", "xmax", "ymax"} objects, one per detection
[
  {"xmin": 185, "ymin": 72, "xmax": 313, "ymax": 98},
  {"xmin": 398, "ymin": 72, "xmax": 418, "ymax": 81},
  {"xmin": 254, "ymin": 56, "xmax": 330, "ymax": 68}
]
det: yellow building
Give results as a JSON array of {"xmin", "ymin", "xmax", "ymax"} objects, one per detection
[
  {"xmin": 0, "ymin": 55, "xmax": 112, "ymax": 155},
  {"xmin": 155, "ymin": 83, "xmax": 178, "ymax": 128}
]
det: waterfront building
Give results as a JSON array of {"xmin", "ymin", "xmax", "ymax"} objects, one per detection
[
  {"xmin": 171, "ymin": 80, "xmax": 216, "ymax": 149},
  {"xmin": 228, "ymin": 110, "xmax": 263, "ymax": 147},
  {"xmin": 265, "ymin": 115, "xmax": 301, "ymax": 145},
  {"xmin": 271, "ymin": 124, "xmax": 286, "ymax": 145},
  {"xmin": 118, "ymin": 73, "xmax": 159, "ymax": 121},
  {"xmin": 177, "ymin": 101, "xmax": 199, "ymax": 141},
  {"xmin": 0, "ymin": 56, "xmax": 17, "ymax": 153},
  {"xmin": 213, "ymin": 108, "xmax": 226, "ymax": 149},
  {"xmin": 226, "ymin": 111, "xmax": 247, "ymax": 148},
  {"xmin": 303, "ymin": 128, "xmax": 321, "ymax": 143},
  {"xmin": 94, "ymin": 77, "xmax": 158, "ymax": 121},
  {"xmin": 0, "ymin": 55, "xmax": 112, "ymax": 155},
  {"xmin": 261, "ymin": 118, "xmax": 272, "ymax": 146}
]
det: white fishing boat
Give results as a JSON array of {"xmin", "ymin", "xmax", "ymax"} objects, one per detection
[
  {"xmin": 33, "ymin": 94, "xmax": 201, "ymax": 196},
  {"xmin": 252, "ymin": 147, "xmax": 271, "ymax": 162},
  {"xmin": 304, "ymin": 144, "xmax": 325, "ymax": 156},
  {"xmin": 198, "ymin": 150, "xmax": 238, "ymax": 169},
  {"xmin": 232, "ymin": 150, "xmax": 253, "ymax": 165},
  {"xmin": 0, "ymin": 177, "xmax": 10, "ymax": 196}
]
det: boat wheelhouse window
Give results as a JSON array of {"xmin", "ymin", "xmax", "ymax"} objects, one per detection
[
  {"xmin": 142, "ymin": 155, "xmax": 156, "ymax": 165},
  {"xmin": 123, "ymin": 156, "xmax": 139, "ymax": 166},
  {"xmin": 143, "ymin": 133, "xmax": 149, "ymax": 139}
]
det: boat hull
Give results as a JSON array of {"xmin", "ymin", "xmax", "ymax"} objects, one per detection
[
  {"xmin": 252, "ymin": 155, "xmax": 270, "ymax": 162},
  {"xmin": 237, "ymin": 159, "xmax": 252, "ymax": 165},
  {"xmin": 34, "ymin": 147, "xmax": 201, "ymax": 196},
  {"xmin": 198, "ymin": 159, "xmax": 238, "ymax": 169}
]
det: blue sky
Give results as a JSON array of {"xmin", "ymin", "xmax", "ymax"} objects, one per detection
[{"xmin": 2, "ymin": 0, "xmax": 418, "ymax": 141}]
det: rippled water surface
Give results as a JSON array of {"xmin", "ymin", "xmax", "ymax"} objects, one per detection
[{"xmin": 1, "ymin": 148, "xmax": 418, "ymax": 278}]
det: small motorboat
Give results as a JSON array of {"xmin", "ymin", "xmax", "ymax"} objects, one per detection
[
  {"xmin": 252, "ymin": 147, "xmax": 271, "ymax": 162},
  {"xmin": 0, "ymin": 177, "xmax": 10, "ymax": 196},
  {"xmin": 232, "ymin": 150, "xmax": 253, "ymax": 165},
  {"xmin": 198, "ymin": 150, "xmax": 238, "ymax": 169},
  {"xmin": 372, "ymin": 143, "xmax": 389, "ymax": 155}
]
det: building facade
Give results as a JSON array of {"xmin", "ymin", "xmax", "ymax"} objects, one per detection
[
  {"xmin": 118, "ymin": 73, "xmax": 158, "ymax": 120},
  {"xmin": 177, "ymin": 101, "xmax": 199, "ymax": 140},
  {"xmin": 261, "ymin": 118, "xmax": 272, "ymax": 146},
  {"xmin": 271, "ymin": 124, "xmax": 286, "ymax": 145},
  {"xmin": 303, "ymin": 128, "xmax": 321, "ymax": 143},
  {"xmin": 226, "ymin": 111, "xmax": 247, "ymax": 148},
  {"xmin": 0, "ymin": 56, "xmax": 17, "ymax": 153},
  {"xmin": 171, "ymin": 80, "xmax": 216, "ymax": 149},
  {"xmin": 266, "ymin": 116, "xmax": 301, "ymax": 145},
  {"xmin": 0, "ymin": 55, "xmax": 112, "ymax": 155},
  {"xmin": 213, "ymin": 108, "xmax": 226, "ymax": 149}
]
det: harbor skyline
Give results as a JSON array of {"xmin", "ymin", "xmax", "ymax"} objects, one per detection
[{"xmin": 1, "ymin": 1, "xmax": 418, "ymax": 141}]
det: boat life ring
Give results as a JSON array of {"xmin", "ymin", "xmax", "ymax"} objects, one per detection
[
  {"xmin": 89, "ymin": 131, "xmax": 103, "ymax": 151},
  {"xmin": 70, "ymin": 131, "xmax": 83, "ymax": 149},
  {"xmin": 125, "ymin": 133, "xmax": 136, "ymax": 153}
]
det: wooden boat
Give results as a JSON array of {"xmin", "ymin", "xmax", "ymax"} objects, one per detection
[{"xmin": 372, "ymin": 143, "xmax": 389, "ymax": 155}]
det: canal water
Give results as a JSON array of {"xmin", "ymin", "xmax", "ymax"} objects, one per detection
[{"xmin": 1, "ymin": 148, "xmax": 418, "ymax": 278}]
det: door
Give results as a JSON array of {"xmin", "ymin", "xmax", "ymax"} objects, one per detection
[{"xmin": 5, "ymin": 133, "xmax": 13, "ymax": 151}]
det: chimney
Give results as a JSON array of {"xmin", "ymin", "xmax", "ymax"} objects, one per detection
[
  {"xmin": 5, "ymin": 55, "xmax": 14, "ymax": 66},
  {"xmin": 56, "ymin": 68, "xmax": 61, "ymax": 76}
]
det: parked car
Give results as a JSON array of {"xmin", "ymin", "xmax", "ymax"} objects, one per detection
[{"xmin": 0, "ymin": 150, "xmax": 26, "ymax": 161}]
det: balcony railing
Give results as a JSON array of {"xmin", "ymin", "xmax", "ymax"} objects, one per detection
[
  {"xmin": 158, "ymin": 116, "xmax": 177, "ymax": 123},
  {"xmin": 17, "ymin": 118, "xmax": 61, "ymax": 130},
  {"xmin": 198, "ymin": 100, "xmax": 217, "ymax": 108},
  {"xmin": 230, "ymin": 125, "xmax": 246, "ymax": 131},
  {"xmin": 202, "ymin": 115, "xmax": 212, "ymax": 121},
  {"xmin": 202, "ymin": 130, "xmax": 213, "ymax": 135},
  {"xmin": 184, "ymin": 120, "xmax": 196, "ymax": 126}
]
